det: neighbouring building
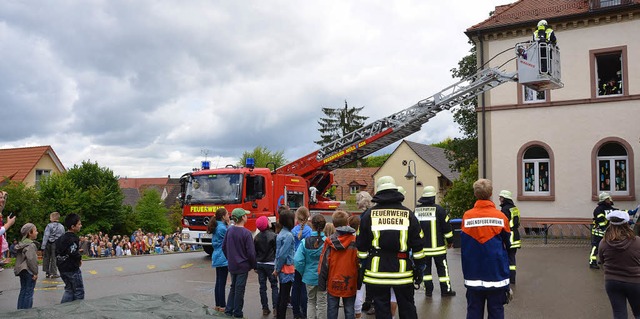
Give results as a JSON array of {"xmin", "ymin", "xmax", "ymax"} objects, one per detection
[
  {"xmin": 374, "ymin": 140, "xmax": 460, "ymax": 209},
  {"xmin": 331, "ymin": 166, "xmax": 378, "ymax": 201},
  {"xmin": 0, "ymin": 145, "xmax": 66, "ymax": 188},
  {"xmin": 466, "ymin": 0, "xmax": 639, "ymax": 219},
  {"xmin": 119, "ymin": 177, "xmax": 181, "ymax": 208}
]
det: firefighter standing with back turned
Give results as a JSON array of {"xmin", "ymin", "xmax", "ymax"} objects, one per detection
[
  {"xmin": 356, "ymin": 176, "xmax": 425, "ymax": 319},
  {"xmin": 590, "ymin": 192, "xmax": 638, "ymax": 269},
  {"xmin": 498, "ymin": 190, "xmax": 521, "ymax": 285},
  {"xmin": 415, "ymin": 185, "xmax": 456, "ymax": 297}
]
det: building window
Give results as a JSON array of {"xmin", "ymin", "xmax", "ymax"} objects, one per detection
[
  {"xmin": 590, "ymin": 46, "xmax": 628, "ymax": 98},
  {"xmin": 596, "ymin": 142, "xmax": 628, "ymax": 195},
  {"xmin": 523, "ymin": 86, "xmax": 546, "ymax": 103},
  {"xmin": 591, "ymin": 137, "xmax": 635, "ymax": 201},
  {"xmin": 522, "ymin": 147, "xmax": 550, "ymax": 195},
  {"xmin": 35, "ymin": 169, "xmax": 51, "ymax": 188},
  {"xmin": 517, "ymin": 141, "xmax": 555, "ymax": 201},
  {"xmin": 350, "ymin": 185, "xmax": 359, "ymax": 194}
]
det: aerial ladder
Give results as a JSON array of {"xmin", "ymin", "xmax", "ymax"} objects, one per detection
[{"xmin": 276, "ymin": 41, "xmax": 563, "ymax": 205}]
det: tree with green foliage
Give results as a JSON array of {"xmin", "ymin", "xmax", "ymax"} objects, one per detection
[
  {"xmin": 441, "ymin": 42, "xmax": 482, "ymax": 218},
  {"xmin": 168, "ymin": 201, "xmax": 183, "ymax": 232},
  {"xmin": 446, "ymin": 41, "xmax": 478, "ymax": 172},
  {"xmin": 39, "ymin": 161, "xmax": 125, "ymax": 235},
  {"xmin": 237, "ymin": 146, "xmax": 287, "ymax": 168},
  {"xmin": 362, "ymin": 154, "xmax": 391, "ymax": 168},
  {"xmin": 315, "ymin": 101, "xmax": 368, "ymax": 147},
  {"xmin": 442, "ymin": 160, "xmax": 479, "ymax": 219},
  {"xmin": 135, "ymin": 188, "xmax": 171, "ymax": 234},
  {"xmin": 1, "ymin": 181, "xmax": 42, "ymax": 243}
]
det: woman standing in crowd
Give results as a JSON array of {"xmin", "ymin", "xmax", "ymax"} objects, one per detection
[
  {"xmin": 598, "ymin": 210, "xmax": 640, "ymax": 319},
  {"xmin": 291, "ymin": 207, "xmax": 312, "ymax": 319},
  {"xmin": 208, "ymin": 207, "xmax": 230, "ymax": 313},
  {"xmin": 274, "ymin": 208, "xmax": 296, "ymax": 319}
]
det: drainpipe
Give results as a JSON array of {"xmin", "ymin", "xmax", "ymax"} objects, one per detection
[{"xmin": 478, "ymin": 31, "xmax": 487, "ymax": 179}]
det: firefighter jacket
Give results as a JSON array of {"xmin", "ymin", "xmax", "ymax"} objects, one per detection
[
  {"xmin": 533, "ymin": 26, "xmax": 557, "ymax": 45},
  {"xmin": 592, "ymin": 201, "xmax": 615, "ymax": 237},
  {"xmin": 415, "ymin": 197, "xmax": 453, "ymax": 256},
  {"xmin": 500, "ymin": 199, "xmax": 521, "ymax": 249},
  {"xmin": 461, "ymin": 200, "xmax": 511, "ymax": 290},
  {"xmin": 356, "ymin": 189, "xmax": 425, "ymax": 286}
]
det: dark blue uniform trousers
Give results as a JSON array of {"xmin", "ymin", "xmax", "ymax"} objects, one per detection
[{"xmin": 466, "ymin": 288, "xmax": 507, "ymax": 319}]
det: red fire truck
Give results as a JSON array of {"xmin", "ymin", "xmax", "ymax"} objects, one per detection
[{"xmin": 179, "ymin": 41, "xmax": 563, "ymax": 254}]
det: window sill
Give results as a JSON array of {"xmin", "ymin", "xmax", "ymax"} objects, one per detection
[
  {"xmin": 591, "ymin": 194, "xmax": 636, "ymax": 201},
  {"xmin": 517, "ymin": 195, "xmax": 555, "ymax": 201}
]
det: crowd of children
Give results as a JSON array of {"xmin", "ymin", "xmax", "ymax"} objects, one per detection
[{"xmin": 209, "ymin": 204, "xmax": 368, "ymax": 319}]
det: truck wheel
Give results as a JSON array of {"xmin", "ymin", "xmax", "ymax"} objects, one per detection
[{"xmin": 203, "ymin": 245, "xmax": 213, "ymax": 255}]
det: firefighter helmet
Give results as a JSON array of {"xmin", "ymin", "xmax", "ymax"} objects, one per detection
[
  {"xmin": 421, "ymin": 186, "xmax": 437, "ymax": 198},
  {"xmin": 499, "ymin": 190, "xmax": 513, "ymax": 200},
  {"xmin": 599, "ymin": 192, "xmax": 612, "ymax": 202},
  {"xmin": 397, "ymin": 186, "xmax": 406, "ymax": 195},
  {"xmin": 376, "ymin": 176, "xmax": 398, "ymax": 193},
  {"xmin": 537, "ymin": 19, "xmax": 548, "ymax": 28}
]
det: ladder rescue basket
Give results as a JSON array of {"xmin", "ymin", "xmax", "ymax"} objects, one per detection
[{"xmin": 516, "ymin": 41, "xmax": 563, "ymax": 91}]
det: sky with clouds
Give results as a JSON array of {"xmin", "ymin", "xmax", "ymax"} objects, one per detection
[{"xmin": 0, "ymin": 0, "xmax": 510, "ymax": 178}]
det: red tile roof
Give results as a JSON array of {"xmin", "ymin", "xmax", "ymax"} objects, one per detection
[
  {"xmin": 118, "ymin": 177, "xmax": 169, "ymax": 189},
  {"xmin": 467, "ymin": 0, "xmax": 639, "ymax": 33},
  {"xmin": 0, "ymin": 145, "xmax": 65, "ymax": 182}
]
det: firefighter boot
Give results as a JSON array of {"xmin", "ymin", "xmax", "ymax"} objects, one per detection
[{"xmin": 424, "ymin": 281, "xmax": 434, "ymax": 297}]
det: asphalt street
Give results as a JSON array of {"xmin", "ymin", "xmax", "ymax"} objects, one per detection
[{"xmin": 0, "ymin": 245, "xmax": 632, "ymax": 318}]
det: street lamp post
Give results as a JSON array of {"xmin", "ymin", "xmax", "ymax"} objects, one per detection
[{"xmin": 403, "ymin": 159, "xmax": 417, "ymax": 210}]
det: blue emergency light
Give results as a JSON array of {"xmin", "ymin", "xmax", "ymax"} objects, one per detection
[
  {"xmin": 246, "ymin": 158, "xmax": 255, "ymax": 169},
  {"xmin": 201, "ymin": 161, "xmax": 210, "ymax": 170}
]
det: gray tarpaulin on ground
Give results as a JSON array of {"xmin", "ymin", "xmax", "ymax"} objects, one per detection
[{"xmin": 0, "ymin": 293, "xmax": 225, "ymax": 319}]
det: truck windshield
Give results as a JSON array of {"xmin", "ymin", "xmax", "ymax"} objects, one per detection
[{"xmin": 186, "ymin": 174, "xmax": 242, "ymax": 204}]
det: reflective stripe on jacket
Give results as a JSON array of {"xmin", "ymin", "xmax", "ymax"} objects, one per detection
[{"xmin": 356, "ymin": 189, "xmax": 425, "ymax": 286}]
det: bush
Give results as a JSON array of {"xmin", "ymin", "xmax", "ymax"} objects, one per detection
[{"xmin": 442, "ymin": 160, "xmax": 478, "ymax": 219}]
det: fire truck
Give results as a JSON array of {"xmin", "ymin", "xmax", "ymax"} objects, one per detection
[{"xmin": 179, "ymin": 41, "xmax": 563, "ymax": 254}]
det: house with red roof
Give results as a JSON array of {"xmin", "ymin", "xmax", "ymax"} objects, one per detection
[
  {"xmin": 466, "ymin": 0, "xmax": 639, "ymax": 218},
  {"xmin": 0, "ymin": 145, "xmax": 66, "ymax": 188}
]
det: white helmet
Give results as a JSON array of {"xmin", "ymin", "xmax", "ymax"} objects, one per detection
[
  {"xmin": 599, "ymin": 192, "xmax": 612, "ymax": 202},
  {"xmin": 397, "ymin": 186, "xmax": 407, "ymax": 195},
  {"xmin": 421, "ymin": 186, "xmax": 437, "ymax": 198},
  {"xmin": 537, "ymin": 20, "xmax": 548, "ymax": 28},
  {"xmin": 499, "ymin": 190, "xmax": 513, "ymax": 200},
  {"xmin": 376, "ymin": 176, "xmax": 398, "ymax": 193}
]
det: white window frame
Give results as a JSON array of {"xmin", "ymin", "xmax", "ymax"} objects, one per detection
[
  {"xmin": 596, "ymin": 156, "xmax": 629, "ymax": 196},
  {"xmin": 35, "ymin": 169, "xmax": 51, "ymax": 188},
  {"xmin": 523, "ymin": 86, "xmax": 546, "ymax": 103},
  {"xmin": 349, "ymin": 185, "xmax": 359, "ymax": 194},
  {"xmin": 522, "ymin": 159, "xmax": 551, "ymax": 195}
]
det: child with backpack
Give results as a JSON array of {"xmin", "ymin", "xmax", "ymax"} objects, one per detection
[
  {"xmin": 294, "ymin": 214, "xmax": 327, "ymax": 319},
  {"xmin": 319, "ymin": 210, "xmax": 359, "ymax": 319}
]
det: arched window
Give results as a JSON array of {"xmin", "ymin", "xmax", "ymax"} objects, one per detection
[
  {"xmin": 591, "ymin": 137, "xmax": 635, "ymax": 201},
  {"xmin": 596, "ymin": 142, "xmax": 628, "ymax": 195},
  {"xmin": 523, "ymin": 147, "xmax": 550, "ymax": 194},
  {"xmin": 517, "ymin": 142, "xmax": 554, "ymax": 200}
]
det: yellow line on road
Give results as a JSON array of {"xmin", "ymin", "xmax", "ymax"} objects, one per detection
[
  {"xmin": 147, "ymin": 265, "xmax": 156, "ymax": 270},
  {"xmin": 115, "ymin": 267, "xmax": 123, "ymax": 272},
  {"xmin": 181, "ymin": 263, "xmax": 193, "ymax": 269},
  {"xmin": 88, "ymin": 270, "xmax": 97, "ymax": 275}
]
